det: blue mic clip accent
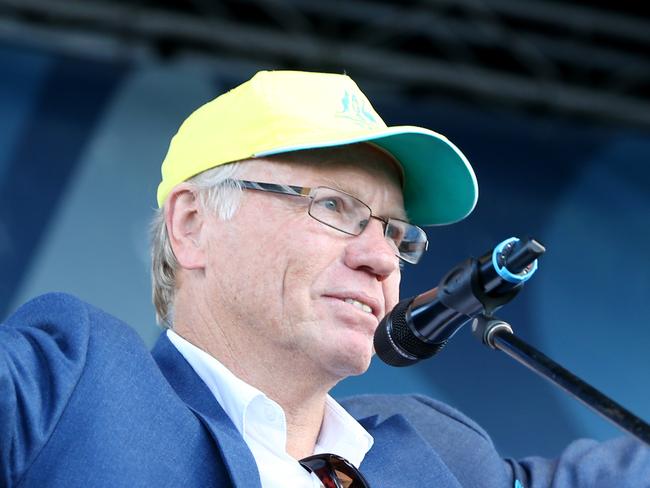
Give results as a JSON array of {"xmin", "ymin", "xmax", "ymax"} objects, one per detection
[{"xmin": 492, "ymin": 237, "xmax": 538, "ymax": 284}]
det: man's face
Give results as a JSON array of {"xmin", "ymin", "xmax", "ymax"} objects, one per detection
[{"xmin": 202, "ymin": 144, "xmax": 406, "ymax": 382}]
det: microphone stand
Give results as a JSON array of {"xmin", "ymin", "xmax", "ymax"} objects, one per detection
[{"xmin": 472, "ymin": 315, "xmax": 650, "ymax": 446}]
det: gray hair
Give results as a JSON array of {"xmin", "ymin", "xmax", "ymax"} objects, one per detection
[{"xmin": 150, "ymin": 162, "xmax": 244, "ymax": 328}]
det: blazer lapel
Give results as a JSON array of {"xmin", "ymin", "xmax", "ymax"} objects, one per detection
[
  {"xmin": 152, "ymin": 334, "xmax": 262, "ymax": 488},
  {"xmin": 358, "ymin": 414, "xmax": 463, "ymax": 488},
  {"xmin": 152, "ymin": 334, "xmax": 460, "ymax": 487}
]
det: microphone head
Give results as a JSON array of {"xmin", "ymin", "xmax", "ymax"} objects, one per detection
[{"xmin": 374, "ymin": 298, "xmax": 446, "ymax": 367}]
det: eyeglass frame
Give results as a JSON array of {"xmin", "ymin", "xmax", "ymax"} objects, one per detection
[{"xmin": 231, "ymin": 179, "xmax": 429, "ymax": 264}]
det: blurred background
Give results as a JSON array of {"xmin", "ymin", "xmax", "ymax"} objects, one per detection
[{"xmin": 1, "ymin": 0, "xmax": 648, "ymax": 459}]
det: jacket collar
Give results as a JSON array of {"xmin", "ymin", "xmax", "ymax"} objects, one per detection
[
  {"xmin": 153, "ymin": 332, "xmax": 458, "ymax": 488},
  {"xmin": 152, "ymin": 332, "xmax": 262, "ymax": 488},
  {"xmin": 356, "ymin": 414, "xmax": 462, "ymax": 488}
]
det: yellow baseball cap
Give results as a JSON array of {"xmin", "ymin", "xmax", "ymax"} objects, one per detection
[{"xmin": 157, "ymin": 70, "xmax": 478, "ymax": 226}]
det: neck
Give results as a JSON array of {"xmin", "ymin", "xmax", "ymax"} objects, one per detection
[{"xmin": 173, "ymin": 293, "xmax": 339, "ymax": 459}]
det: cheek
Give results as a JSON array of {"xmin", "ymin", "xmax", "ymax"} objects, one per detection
[
  {"xmin": 283, "ymin": 232, "xmax": 339, "ymax": 294},
  {"xmin": 280, "ymin": 231, "xmax": 350, "ymax": 323},
  {"xmin": 204, "ymin": 218, "xmax": 288, "ymax": 308}
]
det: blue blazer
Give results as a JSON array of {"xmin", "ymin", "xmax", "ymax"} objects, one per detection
[{"xmin": 1, "ymin": 293, "xmax": 648, "ymax": 487}]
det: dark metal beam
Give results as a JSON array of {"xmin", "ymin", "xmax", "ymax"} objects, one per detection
[
  {"xmin": 1, "ymin": 0, "xmax": 649, "ymax": 128},
  {"xmin": 425, "ymin": 0, "xmax": 650, "ymax": 43}
]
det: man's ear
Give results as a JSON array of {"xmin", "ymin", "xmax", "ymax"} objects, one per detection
[{"xmin": 165, "ymin": 184, "xmax": 207, "ymax": 270}]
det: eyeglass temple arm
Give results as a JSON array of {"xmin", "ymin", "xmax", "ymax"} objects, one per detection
[{"xmin": 237, "ymin": 180, "xmax": 310, "ymax": 197}]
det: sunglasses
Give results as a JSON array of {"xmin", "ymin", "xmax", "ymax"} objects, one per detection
[{"xmin": 300, "ymin": 453, "xmax": 370, "ymax": 488}]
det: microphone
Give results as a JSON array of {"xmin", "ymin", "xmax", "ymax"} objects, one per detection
[{"xmin": 374, "ymin": 237, "xmax": 545, "ymax": 367}]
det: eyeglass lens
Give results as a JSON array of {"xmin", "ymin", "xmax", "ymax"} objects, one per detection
[{"xmin": 307, "ymin": 187, "xmax": 427, "ymax": 264}]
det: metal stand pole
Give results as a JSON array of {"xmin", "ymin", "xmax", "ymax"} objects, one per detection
[{"xmin": 472, "ymin": 315, "xmax": 650, "ymax": 446}]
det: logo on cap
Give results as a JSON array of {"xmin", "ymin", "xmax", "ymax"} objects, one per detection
[{"xmin": 336, "ymin": 90, "xmax": 378, "ymax": 128}]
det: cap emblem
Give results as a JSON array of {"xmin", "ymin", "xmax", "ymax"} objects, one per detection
[{"xmin": 336, "ymin": 90, "xmax": 378, "ymax": 128}]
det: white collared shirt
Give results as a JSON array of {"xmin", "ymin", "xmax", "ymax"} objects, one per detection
[{"xmin": 167, "ymin": 330, "xmax": 373, "ymax": 488}]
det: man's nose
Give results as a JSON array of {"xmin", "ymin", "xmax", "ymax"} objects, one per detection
[{"xmin": 343, "ymin": 218, "xmax": 399, "ymax": 280}]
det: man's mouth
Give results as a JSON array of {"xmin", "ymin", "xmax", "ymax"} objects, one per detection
[
  {"xmin": 343, "ymin": 297, "xmax": 373, "ymax": 314},
  {"xmin": 323, "ymin": 291, "xmax": 382, "ymax": 320}
]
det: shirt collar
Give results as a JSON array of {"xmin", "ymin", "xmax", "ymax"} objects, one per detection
[
  {"xmin": 317, "ymin": 395, "xmax": 374, "ymax": 467},
  {"xmin": 167, "ymin": 329, "xmax": 373, "ymax": 466},
  {"xmin": 167, "ymin": 329, "xmax": 262, "ymax": 435}
]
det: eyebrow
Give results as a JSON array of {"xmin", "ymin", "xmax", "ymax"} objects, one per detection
[{"xmin": 324, "ymin": 181, "xmax": 409, "ymax": 222}]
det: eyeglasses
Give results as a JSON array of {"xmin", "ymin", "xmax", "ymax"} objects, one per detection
[
  {"xmin": 233, "ymin": 180, "xmax": 428, "ymax": 264},
  {"xmin": 300, "ymin": 453, "xmax": 370, "ymax": 488}
]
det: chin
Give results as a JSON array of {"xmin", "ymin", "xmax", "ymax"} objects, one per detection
[
  {"xmin": 341, "ymin": 361, "xmax": 372, "ymax": 378},
  {"xmin": 326, "ymin": 342, "xmax": 374, "ymax": 379},
  {"xmin": 312, "ymin": 316, "xmax": 377, "ymax": 378}
]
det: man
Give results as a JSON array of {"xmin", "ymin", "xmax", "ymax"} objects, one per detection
[{"xmin": 1, "ymin": 70, "xmax": 648, "ymax": 487}]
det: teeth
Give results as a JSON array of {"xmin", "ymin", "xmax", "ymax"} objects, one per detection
[{"xmin": 344, "ymin": 298, "xmax": 373, "ymax": 314}]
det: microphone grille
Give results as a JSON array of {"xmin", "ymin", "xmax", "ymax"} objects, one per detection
[{"xmin": 374, "ymin": 299, "xmax": 445, "ymax": 367}]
